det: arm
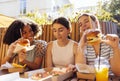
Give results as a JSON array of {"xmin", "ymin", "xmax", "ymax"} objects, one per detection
[
  {"xmin": 110, "ymin": 47, "xmax": 120, "ymax": 76},
  {"xmin": 45, "ymin": 42, "xmax": 53, "ymax": 68},
  {"xmin": 102, "ymin": 34, "xmax": 120, "ymax": 76},
  {"xmin": 76, "ymin": 43, "xmax": 86, "ymax": 64},
  {"xmin": 1, "ymin": 56, "xmax": 12, "ymax": 64},
  {"xmin": 1, "ymin": 42, "xmax": 17, "ymax": 64},
  {"xmin": 20, "ymin": 55, "xmax": 42, "ymax": 70},
  {"xmin": 76, "ymin": 31, "xmax": 87, "ymax": 64},
  {"xmin": 19, "ymin": 40, "xmax": 47, "ymax": 70}
]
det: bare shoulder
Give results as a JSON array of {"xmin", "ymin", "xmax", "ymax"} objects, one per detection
[
  {"xmin": 72, "ymin": 40, "xmax": 78, "ymax": 47},
  {"xmin": 47, "ymin": 41, "xmax": 53, "ymax": 49}
]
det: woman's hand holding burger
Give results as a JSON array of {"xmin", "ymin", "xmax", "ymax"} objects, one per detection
[
  {"xmin": 102, "ymin": 34, "xmax": 119, "ymax": 49},
  {"xmin": 18, "ymin": 49, "xmax": 26, "ymax": 62},
  {"xmin": 7, "ymin": 38, "xmax": 30, "ymax": 57}
]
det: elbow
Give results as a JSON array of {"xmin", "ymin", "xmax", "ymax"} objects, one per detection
[
  {"xmin": 112, "ymin": 70, "xmax": 120, "ymax": 76},
  {"xmin": 111, "ymin": 68, "xmax": 120, "ymax": 76}
]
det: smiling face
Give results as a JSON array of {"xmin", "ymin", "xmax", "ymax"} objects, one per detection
[
  {"xmin": 22, "ymin": 25, "xmax": 34, "ymax": 43},
  {"xmin": 78, "ymin": 15, "xmax": 97, "ymax": 34},
  {"xmin": 52, "ymin": 23, "xmax": 70, "ymax": 41}
]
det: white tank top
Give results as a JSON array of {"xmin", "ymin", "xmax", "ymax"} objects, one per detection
[{"xmin": 52, "ymin": 40, "xmax": 75, "ymax": 67}]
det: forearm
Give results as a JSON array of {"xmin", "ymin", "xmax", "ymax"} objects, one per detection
[
  {"xmin": 45, "ymin": 59, "xmax": 53, "ymax": 68},
  {"xmin": 1, "ymin": 55, "xmax": 15, "ymax": 65},
  {"xmin": 1, "ymin": 56, "xmax": 10, "ymax": 64},
  {"xmin": 76, "ymin": 46, "xmax": 86, "ymax": 64},
  {"xmin": 110, "ymin": 47, "xmax": 120, "ymax": 76},
  {"xmin": 20, "ymin": 60, "xmax": 41, "ymax": 70}
]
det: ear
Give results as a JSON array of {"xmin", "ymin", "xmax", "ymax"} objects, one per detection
[{"xmin": 67, "ymin": 28, "xmax": 71, "ymax": 34}]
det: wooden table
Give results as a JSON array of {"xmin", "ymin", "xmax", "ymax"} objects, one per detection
[
  {"xmin": 1, "ymin": 70, "xmax": 120, "ymax": 81},
  {"xmin": 0, "ymin": 69, "xmax": 9, "ymax": 76}
]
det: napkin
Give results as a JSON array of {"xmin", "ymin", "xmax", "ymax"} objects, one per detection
[
  {"xmin": 0, "ymin": 72, "xmax": 20, "ymax": 81},
  {"xmin": 13, "ymin": 44, "xmax": 35, "ymax": 53},
  {"xmin": 0, "ymin": 62, "xmax": 13, "ymax": 70}
]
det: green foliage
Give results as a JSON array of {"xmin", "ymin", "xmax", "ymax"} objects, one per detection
[
  {"xmin": 25, "ymin": 11, "xmax": 52, "ymax": 25},
  {"xmin": 109, "ymin": 0, "xmax": 120, "ymax": 14},
  {"xmin": 96, "ymin": 9, "xmax": 113, "ymax": 21},
  {"xmin": 22, "ymin": 2, "xmax": 116, "ymax": 25},
  {"xmin": 102, "ymin": 0, "xmax": 120, "ymax": 23}
]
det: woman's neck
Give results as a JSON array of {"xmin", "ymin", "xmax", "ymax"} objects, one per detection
[
  {"xmin": 92, "ymin": 42, "xmax": 101, "ymax": 57},
  {"xmin": 57, "ymin": 39, "xmax": 69, "ymax": 47}
]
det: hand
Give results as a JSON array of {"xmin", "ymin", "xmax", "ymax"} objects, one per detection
[
  {"xmin": 6, "ymin": 41, "xmax": 18, "ymax": 57},
  {"xmin": 18, "ymin": 49, "xmax": 26, "ymax": 62},
  {"xmin": 79, "ymin": 29, "xmax": 95, "ymax": 48},
  {"xmin": 66, "ymin": 64, "xmax": 76, "ymax": 72},
  {"xmin": 102, "ymin": 34, "xmax": 119, "ymax": 49}
]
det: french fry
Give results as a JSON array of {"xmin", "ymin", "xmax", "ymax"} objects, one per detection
[{"xmin": 12, "ymin": 63, "xmax": 26, "ymax": 68}]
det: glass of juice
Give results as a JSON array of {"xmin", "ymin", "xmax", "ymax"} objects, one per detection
[
  {"xmin": 95, "ymin": 57, "xmax": 109, "ymax": 81},
  {"xmin": 96, "ymin": 66, "xmax": 109, "ymax": 81}
]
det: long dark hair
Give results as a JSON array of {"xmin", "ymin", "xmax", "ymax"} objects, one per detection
[
  {"xmin": 52, "ymin": 17, "xmax": 71, "ymax": 39},
  {"xmin": 3, "ymin": 19, "xmax": 40, "ymax": 45}
]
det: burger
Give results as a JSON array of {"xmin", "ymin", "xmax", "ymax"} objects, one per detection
[
  {"xmin": 18, "ymin": 39, "xmax": 30, "ymax": 47},
  {"xmin": 86, "ymin": 30, "xmax": 101, "ymax": 45},
  {"xmin": 13, "ymin": 39, "xmax": 34, "ymax": 53}
]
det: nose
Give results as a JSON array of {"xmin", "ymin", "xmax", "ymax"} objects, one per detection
[
  {"xmin": 55, "ymin": 31, "xmax": 60, "ymax": 38},
  {"xmin": 24, "ymin": 32, "xmax": 33, "ymax": 39}
]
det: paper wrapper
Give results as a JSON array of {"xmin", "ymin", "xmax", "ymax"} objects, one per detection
[
  {"xmin": 24, "ymin": 67, "xmax": 73, "ymax": 81},
  {"xmin": 76, "ymin": 63, "xmax": 96, "ymax": 80},
  {"xmin": 75, "ymin": 63, "xmax": 95, "ymax": 73},
  {"xmin": 13, "ymin": 44, "xmax": 35, "ymax": 53}
]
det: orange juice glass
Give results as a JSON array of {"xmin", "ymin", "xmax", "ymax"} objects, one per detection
[{"xmin": 96, "ymin": 67, "xmax": 109, "ymax": 81}]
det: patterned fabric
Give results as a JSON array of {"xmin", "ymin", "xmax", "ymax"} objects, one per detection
[
  {"xmin": 85, "ymin": 42, "xmax": 113, "ymax": 65},
  {"xmin": 26, "ymin": 40, "xmax": 47, "ymax": 62},
  {"xmin": 34, "ymin": 40, "xmax": 47, "ymax": 57}
]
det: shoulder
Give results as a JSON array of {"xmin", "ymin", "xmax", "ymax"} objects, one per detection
[
  {"xmin": 70, "ymin": 40, "xmax": 78, "ymax": 47},
  {"xmin": 36, "ymin": 40, "xmax": 47, "ymax": 43},
  {"xmin": 47, "ymin": 41, "xmax": 53, "ymax": 48},
  {"xmin": 34, "ymin": 40, "xmax": 47, "ymax": 50},
  {"xmin": 35, "ymin": 40, "xmax": 47, "ymax": 45}
]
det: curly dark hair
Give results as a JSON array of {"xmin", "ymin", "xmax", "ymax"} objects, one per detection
[{"xmin": 3, "ymin": 19, "xmax": 40, "ymax": 45}]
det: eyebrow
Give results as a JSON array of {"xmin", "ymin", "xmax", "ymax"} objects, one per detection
[{"xmin": 53, "ymin": 26, "xmax": 64, "ymax": 30}]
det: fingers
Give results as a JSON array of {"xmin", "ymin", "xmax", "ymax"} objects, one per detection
[
  {"xmin": 101, "ymin": 34, "xmax": 119, "ymax": 48},
  {"xmin": 66, "ymin": 64, "xmax": 76, "ymax": 72},
  {"xmin": 18, "ymin": 49, "xmax": 26, "ymax": 62},
  {"xmin": 106, "ymin": 34, "xmax": 119, "ymax": 41},
  {"xmin": 102, "ymin": 34, "xmax": 119, "ymax": 43}
]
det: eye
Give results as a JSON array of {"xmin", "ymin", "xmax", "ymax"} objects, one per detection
[
  {"xmin": 79, "ymin": 23, "xmax": 82, "ymax": 27},
  {"xmin": 84, "ymin": 20, "xmax": 89, "ymax": 23},
  {"xmin": 59, "ymin": 29, "xmax": 63, "ymax": 32},
  {"xmin": 52, "ymin": 29, "xmax": 56, "ymax": 32}
]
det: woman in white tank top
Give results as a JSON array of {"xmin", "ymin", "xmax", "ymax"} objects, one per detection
[{"xmin": 45, "ymin": 17, "xmax": 81, "ymax": 68}]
